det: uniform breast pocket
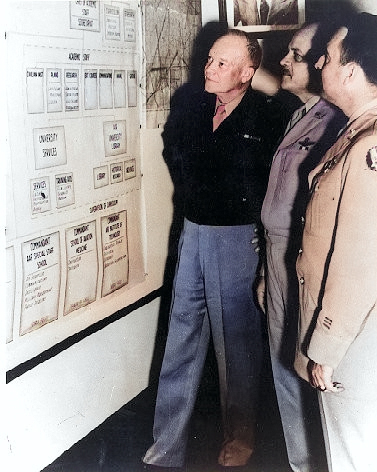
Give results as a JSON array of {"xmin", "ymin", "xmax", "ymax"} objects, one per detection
[
  {"xmin": 277, "ymin": 147, "xmax": 308, "ymax": 202},
  {"xmin": 306, "ymin": 170, "xmax": 341, "ymax": 234}
]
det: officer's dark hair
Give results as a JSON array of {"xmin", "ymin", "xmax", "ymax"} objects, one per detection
[
  {"xmin": 340, "ymin": 12, "xmax": 377, "ymax": 87},
  {"xmin": 304, "ymin": 21, "xmax": 342, "ymax": 95},
  {"xmin": 224, "ymin": 28, "xmax": 262, "ymax": 70}
]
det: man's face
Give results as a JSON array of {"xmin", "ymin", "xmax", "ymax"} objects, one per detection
[
  {"xmin": 315, "ymin": 28, "xmax": 348, "ymax": 107},
  {"xmin": 280, "ymin": 25, "xmax": 316, "ymax": 100},
  {"xmin": 204, "ymin": 35, "xmax": 253, "ymax": 101}
]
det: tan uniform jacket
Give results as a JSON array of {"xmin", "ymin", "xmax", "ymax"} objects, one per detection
[{"xmin": 295, "ymin": 104, "xmax": 377, "ymax": 381}]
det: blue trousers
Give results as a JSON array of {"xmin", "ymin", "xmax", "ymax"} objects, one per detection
[
  {"xmin": 143, "ymin": 219, "xmax": 263, "ymax": 467},
  {"xmin": 265, "ymin": 233, "xmax": 326, "ymax": 472}
]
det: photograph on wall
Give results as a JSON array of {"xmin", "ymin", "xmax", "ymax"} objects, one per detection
[
  {"xmin": 64, "ymin": 221, "xmax": 98, "ymax": 315},
  {"xmin": 101, "ymin": 210, "xmax": 129, "ymax": 297},
  {"xmin": 202, "ymin": 0, "xmax": 305, "ymax": 32},
  {"xmin": 20, "ymin": 232, "xmax": 61, "ymax": 335}
]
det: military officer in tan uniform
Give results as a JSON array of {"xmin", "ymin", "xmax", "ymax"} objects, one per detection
[{"xmin": 295, "ymin": 12, "xmax": 377, "ymax": 472}]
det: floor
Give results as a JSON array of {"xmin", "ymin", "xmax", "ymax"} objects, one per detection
[
  {"xmin": 42, "ymin": 340, "xmax": 293, "ymax": 472},
  {"xmin": 42, "ymin": 260, "xmax": 292, "ymax": 472}
]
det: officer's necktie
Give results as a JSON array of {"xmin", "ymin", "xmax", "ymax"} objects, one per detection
[{"xmin": 284, "ymin": 106, "xmax": 306, "ymax": 135}]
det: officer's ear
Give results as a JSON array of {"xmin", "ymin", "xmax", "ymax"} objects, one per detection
[
  {"xmin": 241, "ymin": 65, "xmax": 255, "ymax": 84},
  {"xmin": 343, "ymin": 61, "xmax": 360, "ymax": 86}
]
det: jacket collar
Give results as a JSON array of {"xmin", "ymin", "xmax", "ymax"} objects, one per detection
[
  {"xmin": 278, "ymin": 98, "xmax": 329, "ymax": 148},
  {"xmin": 326, "ymin": 105, "xmax": 377, "ymax": 161}
]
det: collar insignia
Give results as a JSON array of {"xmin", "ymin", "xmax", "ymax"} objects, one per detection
[
  {"xmin": 366, "ymin": 146, "xmax": 377, "ymax": 171},
  {"xmin": 298, "ymin": 137, "xmax": 315, "ymax": 150},
  {"xmin": 347, "ymin": 128, "xmax": 357, "ymax": 139}
]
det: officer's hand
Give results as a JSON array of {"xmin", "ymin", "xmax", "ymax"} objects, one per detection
[
  {"xmin": 308, "ymin": 361, "xmax": 344, "ymax": 393},
  {"xmin": 251, "ymin": 227, "xmax": 260, "ymax": 253},
  {"xmin": 256, "ymin": 276, "xmax": 266, "ymax": 314}
]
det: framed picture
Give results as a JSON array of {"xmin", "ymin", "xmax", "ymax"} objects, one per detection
[{"xmin": 202, "ymin": 0, "xmax": 305, "ymax": 33}]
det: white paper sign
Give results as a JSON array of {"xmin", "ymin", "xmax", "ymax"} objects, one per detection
[
  {"xmin": 101, "ymin": 210, "xmax": 129, "ymax": 296},
  {"xmin": 64, "ymin": 69, "xmax": 79, "ymax": 111},
  {"xmin": 99, "ymin": 70, "xmax": 113, "ymax": 109},
  {"xmin": 26, "ymin": 68, "xmax": 44, "ymax": 114},
  {"xmin": 64, "ymin": 220, "xmax": 98, "ymax": 314},
  {"xmin": 93, "ymin": 165, "xmax": 109, "ymax": 188},
  {"xmin": 110, "ymin": 162, "xmax": 123, "ymax": 184},
  {"xmin": 124, "ymin": 9, "xmax": 136, "ymax": 42},
  {"xmin": 84, "ymin": 69, "xmax": 98, "ymax": 110},
  {"xmin": 55, "ymin": 172, "xmax": 75, "ymax": 208},
  {"xmin": 124, "ymin": 158, "xmax": 136, "ymax": 180},
  {"xmin": 113, "ymin": 70, "xmax": 126, "ymax": 108},
  {"xmin": 21, "ymin": 232, "xmax": 60, "ymax": 335},
  {"xmin": 30, "ymin": 176, "xmax": 51, "ymax": 214},
  {"xmin": 105, "ymin": 4, "xmax": 121, "ymax": 40},
  {"xmin": 127, "ymin": 70, "xmax": 137, "ymax": 107},
  {"xmin": 103, "ymin": 120, "xmax": 127, "ymax": 157},
  {"xmin": 33, "ymin": 126, "xmax": 67, "ymax": 169},
  {"xmin": 47, "ymin": 68, "xmax": 62, "ymax": 113},
  {"xmin": 70, "ymin": 0, "xmax": 100, "ymax": 31}
]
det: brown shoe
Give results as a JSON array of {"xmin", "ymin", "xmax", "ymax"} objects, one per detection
[{"xmin": 218, "ymin": 439, "xmax": 254, "ymax": 467}]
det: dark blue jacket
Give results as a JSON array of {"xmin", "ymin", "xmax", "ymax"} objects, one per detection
[{"xmin": 162, "ymin": 85, "xmax": 289, "ymax": 226}]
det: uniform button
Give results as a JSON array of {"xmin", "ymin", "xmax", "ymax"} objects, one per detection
[{"xmin": 299, "ymin": 277, "xmax": 305, "ymax": 285}]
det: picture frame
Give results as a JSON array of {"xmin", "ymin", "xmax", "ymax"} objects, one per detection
[{"xmin": 202, "ymin": 0, "xmax": 305, "ymax": 33}]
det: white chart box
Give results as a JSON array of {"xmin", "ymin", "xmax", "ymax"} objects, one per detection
[
  {"xmin": 30, "ymin": 176, "xmax": 51, "ymax": 214},
  {"xmin": 105, "ymin": 4, "xmax": 121, "ymax": 40},
  {"xmin": 55, "ymin": 172, "xmax": 75, "ymax": 208},
  {"xmin": 110, "ymin": 162, "xmax": 124, "ymax": 184},
  {"xmin": 127, "ymin": 70, "xmax": 137, "ymax": 107},
  {"xmin": 99, "ymin": 70, "xmax": 113, "ymax": 109},
  {"xmin": 64, "ymin": 69, "xmax": 79, "ymax": 111},
  {"xmin": 26, "ymin": 68, "xmax": 44, "ymax": 114},
  {"xmin": 124, "ymin": 158, "xmax": 136, "ymax": 180},
  {"xmin": 21, "ymin": 232, "xmax": 60, "ymax": 335},
  {"xmin": 64, "ymin": 220, "xmax": 98, "ymax": 315},
  {"xmin": 93, "ymin": 165, "xmax": 109, "ymax": 188},
  {"xmin": 70, "ymin": 0, "xmax": 100, "ymax": 31},
  {"xmin": 33, "ymin": 126, "xmax": 67, "ymax": 169},
  {"xmin": 47, "ymin": 68, "xmax": 63, "ymax": 113},
  {"xmin": 113, "ymin": 70, "xmax": 126, "ymax": 108},
  {"xmin": 101, "ymin": 210, "xmax": 129, "ymax": 297},
  {"xmin": 84, "ymin": 69, "xmax": 98, "ymax": 110},
  {"xmin": 124, "ymin": 9, "xmax": 136, "ymax": 42},
  {"xmin": 103, "ymin": 120, "xmax": 127, "ymax": 157}
]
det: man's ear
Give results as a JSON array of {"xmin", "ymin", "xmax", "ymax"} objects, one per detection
[
  {"xmin": 241, "ymin": 66, "xmax": 255, "ymax": 83},
  {"xmin": 343, "ymin": 62, "xmax": 359, "ymax": 85}
]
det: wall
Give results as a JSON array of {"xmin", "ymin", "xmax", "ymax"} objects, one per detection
[{"xmin": 4, "ymin": 1, "xmax": 174, "ymax": 471}]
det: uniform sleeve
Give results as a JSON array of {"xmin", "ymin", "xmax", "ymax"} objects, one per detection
[{"xmin": 307, "ymin": 134, "xmax": 377, "ymax": 369}]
